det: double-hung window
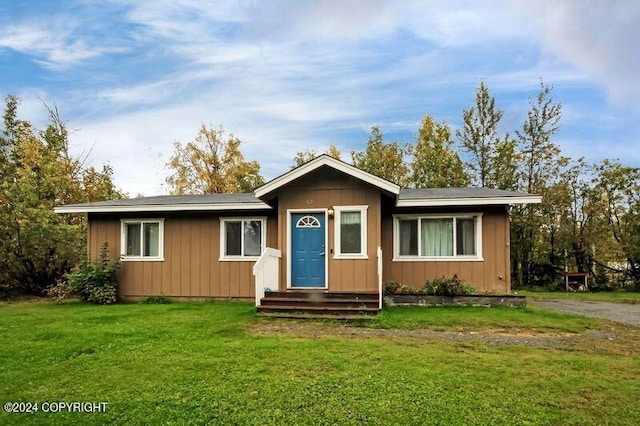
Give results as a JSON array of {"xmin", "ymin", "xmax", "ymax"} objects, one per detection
[
  {"xmin": 394, "ymin": 214, "xmax": 482, "ymax": 260},
  {"xmin": 220, "ymin": 217, "xmax": 266, "ymax": 260},
  {"xmin": 121, "ymin": 219, "xmax": 164, "ymax": 261},
  {"xmin": 334, "ymin": 206, "xmax": 368, "ymax": 258}
]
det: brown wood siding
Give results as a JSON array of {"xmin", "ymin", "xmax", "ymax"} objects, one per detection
[
  {"xmin": 275, "ymin": 167, "xmax": 381, "ymax": 292},
  {"xmin": 381, "ymin": 207, "xmax": 511, "ymax": 293},
  {"xmin": 87, "ymin": 211, "xmax": 277, "ymax": 300}
]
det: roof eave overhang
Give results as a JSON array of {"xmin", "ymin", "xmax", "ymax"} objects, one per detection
[
  {"xmin": 396, "ymin": 196, "xmax": 543, "ymax": 208},
  {"xmin": 54, "ymin": 202, "xmax": 273, "ymax": 214},
  {"xmin": 254, "ymin": 156, "xmax": 400, "ymax": 199}
]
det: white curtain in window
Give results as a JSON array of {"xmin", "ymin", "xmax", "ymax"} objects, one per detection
[
  {"xmin": 340, "ymin": 211, "xmax": 362, "ymax": 254},
  {"xmin": 244, "ymin": 220, "xmax": 262, "ymax": 256},
  {"xmin": 341, "ymin": 211, "xmax": 361, "ymax": 224},
  {"xmin": 143, "ymin": 223, "xmax": 159, "ymax": 257},
  {"xmin": 421, "ymin": 219, "xmax": 453, "ymax": 256}
]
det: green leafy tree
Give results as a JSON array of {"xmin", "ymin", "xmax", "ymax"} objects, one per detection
[
  {"xmin": 291, "ymin": 144, "xmax": 342, "ymax": 168},
  {"xmin": 410, "ymin": 115, "xmax": 469, "ymax": 188},
  {"xmin": 558, "ymin": 159, "xmax": 593, "ymax": 274},
  {"xmin": 166, "ymin": 124, "xmax": 264, "ymax": 194},
  {"xmin": 510, "ymin": 81, "xmax": 564, "ymax": 288},
  {"xmin": 457, "ymin": 80, "xmax": 504, "ymax": 187},
  {"xmin": 492, "ymin": 135, "xmax": 520, "ymax": 190},
  {"xmin": 327, "ymin": 144, "xmax": 342, "ymax": 161},
  {"xmin": 0, "ymin": 95, "xmax": 122, "ymax": 297},
  {"xmin": 536, "ymin": 173, "xmax": 575, "ymax": 288},
  {"xmin": 516, "ymin": 81, "xmax": 563, "ymax": 194},
  {"xmin": 593, "ymin": 160, "xmax": 640, "ymax": 289},
  {"xmin": 351, "ymin": 126, "xmax": 410, "ymax": 186},
  {"xmin": 553, "ymin": 159, "xmax": 622, "ymax": 289}
]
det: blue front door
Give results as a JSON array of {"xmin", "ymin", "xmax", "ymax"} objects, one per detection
[{"xmin": 291, "ymin": 213, "xmax": 326, "ymax": 287}]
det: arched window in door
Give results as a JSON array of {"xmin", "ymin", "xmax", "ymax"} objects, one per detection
[{"xmin": 296, "ymin": 215, "xmax": 321, "ymax": 228}]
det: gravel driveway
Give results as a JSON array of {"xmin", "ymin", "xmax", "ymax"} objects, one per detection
[{"xmin": 529, "ymin": 299, "xmax": 640, "ymax": 327}]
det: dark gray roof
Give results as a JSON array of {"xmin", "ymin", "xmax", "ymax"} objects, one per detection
[
  {"xmin": 56, "ymin": 185, "xmax": 540, "ymax": 214},
  {"xmin": 61, "ymin": 193, "xmax": 263, "ymax": 208},
  {"xmin": 54, "ymin": 193, "xmax": 271, "ymax": 213},
  {"xmin": 399, "ymin": 188, "xmax": 536, "ymax": 200}
]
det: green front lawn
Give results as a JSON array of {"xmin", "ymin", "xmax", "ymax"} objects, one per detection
[
  {"xmin": 372, "ymin": 305, "xmax": 597, "ymax": 333},
  {"xmin": 521, "ymin": 290, "xmax": 640, "ymax": 304},
  {"xmin": 1, "ymin": 301, "xmax": 638, "ymax": 425}
]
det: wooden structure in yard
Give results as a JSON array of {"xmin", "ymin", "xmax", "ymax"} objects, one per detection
[{"xmin": 565, "ymin": 272, "xmax": 589, "ymax": 292}]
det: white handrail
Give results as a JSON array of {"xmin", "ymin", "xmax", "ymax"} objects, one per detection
[
  {"xmin": 377, "ymin": 246, "xmax": 383, "ymax": 309},
  {"xmin": 253, "ymin": 247, "xmax": 282, "ymax": 307}
]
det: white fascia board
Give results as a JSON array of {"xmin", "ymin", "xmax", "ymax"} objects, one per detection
[
  {"xmin": 54, "ymin": 202, "xmax": 272, "ymax": 214},
  {"xmin": 254, "ymin": 156, "xmax": 400, "ymax": 198},
  {"xmin": 396, "ymin": 196, "xmax": 542, "ymax": 207}
]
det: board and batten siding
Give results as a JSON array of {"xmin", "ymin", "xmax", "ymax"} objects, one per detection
[
  {"xmin": 274, "ymin": 168, "xmax": 381, "ymax": 293},
  {"xmin": 381, "ymin": 207, "xmax": 511, "ymax": 293},
  {"xmin": 87, "ymin": 212, "xmax": 277, "ymax": 300}
]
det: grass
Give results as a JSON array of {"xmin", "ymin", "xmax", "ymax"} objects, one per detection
[
  {"xmin": 372, "ymin": 305, "xmax": 598, "ymax": 333},
  {"xmin": 521, "ymin": 290, "xmax": 640, "ymax": 304},
  {"xmin": 0, "ymin": 301, "xmax": 638, "ymax": 425}
]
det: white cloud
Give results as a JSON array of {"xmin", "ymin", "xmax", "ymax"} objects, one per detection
[
  {"xmin": 244, "ymin": 0, "xmax": 529, "ymax": 46},
  {"xmin": 489, "ymin": 64, "xmax": 591, "ymax": 92},
  {"xmin": 96, "ymin": 80, "xmax": 180, "ymax": 107},
  {"xmin": 558, "ymin": 136, "xmax": 640, "ymax": 166},
  {"xmin": 247, "ymin": 97, "xmax": 365, "ymax": 123},
  {"xmin": 515, "ymin": 0, "xmax": 640, "ymax": 111},
  {"xmin": 0, "ymin": 20, "xmax": 125, "ymax": 69},
  {"xmin": 68, "ymin": 86, "xmax": 364, "ymax": 195}
]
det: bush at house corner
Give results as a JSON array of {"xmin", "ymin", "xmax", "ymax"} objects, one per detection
[{"xmin": 49, "ymin": 244, "xmax": 120, "ymax": 304}]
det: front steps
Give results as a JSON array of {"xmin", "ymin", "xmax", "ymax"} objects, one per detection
[{"xmin": 257, "ymin": 291, "xmax": 380, "ymax": 319}]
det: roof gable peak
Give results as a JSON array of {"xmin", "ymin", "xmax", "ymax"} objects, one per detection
[{"xmin": 254, "ymin": 154, "xmax": 401, "ymax": 198}]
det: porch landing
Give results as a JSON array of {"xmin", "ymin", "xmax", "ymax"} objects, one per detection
[{"xmin": 257, "ymin": 291, "xmax": 380, "ymax": 319}]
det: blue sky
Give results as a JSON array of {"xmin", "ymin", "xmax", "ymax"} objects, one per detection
[{"xmin": 1, "ymin": 0, "xmax": 638, "ymax": 196}]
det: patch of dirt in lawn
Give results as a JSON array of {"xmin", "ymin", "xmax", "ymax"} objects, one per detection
[{"xmin": 251, "ymin": 321, "xmax": 640, "ymax": 356}]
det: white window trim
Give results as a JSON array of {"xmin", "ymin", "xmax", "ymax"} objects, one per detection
[
  {"xmin": 120, "ymin": 219, "xmax": 165, "ymax": 262},
  {"xmin": 392, "ymin": 213, "xmax": 483, "ymax": 262},
  {"xmin": 333, "ymin": 205, "xmax": 368, "ymax": 259},
  {"xmin": 219, "ymin": 217, "xmax": 267, "ymax": 261}
]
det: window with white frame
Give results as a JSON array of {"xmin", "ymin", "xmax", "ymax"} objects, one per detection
[
  {"xmin": 220, "ymin": 218, "xmax": 266, "ymax": 260},
  {"xmin": 121, "ymin": 219, "xmax": 164, "ymax": 261},
  {"xmin": 394, "ymin": 214, "xmax": 482, "ymax": 260},
  {"xmin": 334, "ymin": 206, "xmax": 368, "ymax": 258}
]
